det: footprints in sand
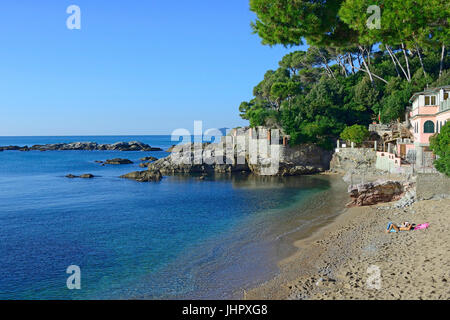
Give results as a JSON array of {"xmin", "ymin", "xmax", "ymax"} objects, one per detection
[{"xmin": 283, "ymin": 199, "xmax": 450, "ymax": 300}]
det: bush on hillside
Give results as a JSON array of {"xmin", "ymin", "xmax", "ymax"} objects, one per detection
[
  {"xmin": 430, "ymin": 121, "xmax": 450, "ymax": 176},
  {"xmin": 340, "ymin": 124, "xmax": 370, "ymax": 145}
]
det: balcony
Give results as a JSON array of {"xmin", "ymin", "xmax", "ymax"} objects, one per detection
[{"xmin": 439, "ymin": 98, "xmax": 450, "ymax": 112}]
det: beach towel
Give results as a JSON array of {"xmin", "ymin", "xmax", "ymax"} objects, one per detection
[
  {"xmin": 387, "ymin": 222, "xmax": 430, "ymax": 233},
  {"xmin": 414, "ymin": 223, "xmax": 429, "ymax": 230}
]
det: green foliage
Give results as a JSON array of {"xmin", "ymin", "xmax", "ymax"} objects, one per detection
[
  {"xmin": 239, "ymin": 48, "xmax": 446, "ymax": 147},
  {"xmin": 432, "ymin": 70, "xmax": 450, "ymax": 87},
  {"xmin": 430, "ymin": 122, "xmax": 450, "ymax": 176},
  {"xmin": 340, "ymin": 124, "xmax": 370, "ymax": 144},
  {"xmin": 249, "ymin": 0, "xmax": 358, "ymax": 47},
  {"xmin": 242, "ymin": 0, "xmax": 449, "ymax": 149}
]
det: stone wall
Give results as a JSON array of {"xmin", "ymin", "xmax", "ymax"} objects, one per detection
[
  {"xmin": 329, "ymin": 148, "xmax": 377, "ymax": 174},
  {"xmin": 415, "ymin": 173, "xmax": 450, "ymax": 200}
]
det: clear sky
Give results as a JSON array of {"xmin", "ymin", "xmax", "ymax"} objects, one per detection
[{"xmin": 0, "ymin": 0, "xmax": 304, "ymax": 136}]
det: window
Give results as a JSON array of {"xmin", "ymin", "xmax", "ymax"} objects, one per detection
[
  {"xmin": 444, "ymin": 92, "xmax": 449, "ymax": 100},
  {"xmin": 424, "ymin": 120, "xmax": 435, "ymax": 133},
  {"xmin": 424, "ymin": 95, "xmax": 436, "ymax": 105}
]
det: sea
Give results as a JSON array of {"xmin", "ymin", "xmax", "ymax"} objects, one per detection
[{"xmin": 0, "ymin": 135, "xmax": 347, "ymax": 299}]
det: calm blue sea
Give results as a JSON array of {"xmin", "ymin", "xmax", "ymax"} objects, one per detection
[{"xmin": 0, "ymin": 136, "xmax": 346, "ymax": 299}]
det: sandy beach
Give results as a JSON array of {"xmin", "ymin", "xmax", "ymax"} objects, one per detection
[{"xmin": 246, "ymin": 191, "xmax": 450, "ymax": 300}]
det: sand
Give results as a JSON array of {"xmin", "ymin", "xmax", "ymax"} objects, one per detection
[{"xmin": 246, "ymin": 196, "xmax": 450, "ymax": 300}]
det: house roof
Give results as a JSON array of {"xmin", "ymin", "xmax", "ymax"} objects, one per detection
[{"xmin": 409, "ymin": 85, "xmax": 450, "ymax": 103}]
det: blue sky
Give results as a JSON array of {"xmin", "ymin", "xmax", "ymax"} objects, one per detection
[{"xmin": 0, "ymin": 0, "xmax": 304, "ymax": 136}]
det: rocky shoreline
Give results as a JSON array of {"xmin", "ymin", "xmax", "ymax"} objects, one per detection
[
  {"xmin": 0, "ymin": 141, "xmax": 163, "ymax": 152},
  {"xmin": 244, "ymin": 168, "xmax": 450, "ymax": 300}
]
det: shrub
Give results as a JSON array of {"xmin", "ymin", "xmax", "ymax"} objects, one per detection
[
  {"xmin": 429, "ymin": 122, "xmax": 450, "ymax": 176},
  {"xmin": 340, "ymin": 124, "xmax": 369, "ymax": 145}
]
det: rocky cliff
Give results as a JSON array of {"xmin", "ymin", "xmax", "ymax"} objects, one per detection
[
  {"xmin": 145, "ymin": 141, "xmax": 331, "ymax": 176},
  {"xmin": 329, "ymin": 148, "xmax": 377, "ymax": 175}
]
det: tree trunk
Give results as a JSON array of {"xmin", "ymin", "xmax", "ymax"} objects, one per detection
[
  {"xmin": 352, "ymin": 65, "xmax": 388, "ymax": 84},
  {"xmin": 347, "ymin": 53, "xmax": 355, "ymax": 74},
  {"xmin": 401, "ymin": 42, "xmax": 411, "ymax": 81},
  {"xmin": 318, "ymin": 51, "xmax": 335, "ymax": 79},
  {"xmin": 337, "ymin": 55, "xmax": 348, "ymax": 77},
  {"xmin": 440, "ymin": 43, "xmax": 446, "ymax": 78},
  {"xmin": 359, "ymin": 46, "xmax": 374, "ymax": 84},
  {"xmin": 415, "ymin": 45, "xmax": 427, "ymax": 77},
  {"xmin": 386, "ymin": 45, "xmax": 401, "ymax": 77},
  {"xmin": 387, "ymin": 45, "xmax": 410, "ymax": 81}
]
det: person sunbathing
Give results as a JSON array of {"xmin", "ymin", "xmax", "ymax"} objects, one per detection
[{"xmin": 386, "ymin": 221, "xmax": 414, "ymax": 233}]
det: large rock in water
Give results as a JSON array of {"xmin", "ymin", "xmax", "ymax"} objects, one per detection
[
  {"xmin": 140, "ymin": 156, "xmax": 158, "ymax": 162},
  {"xmin": 120, "ymin": 170, "xmax": 163, "ymax": 182},
  {"xmin": 103, "ymin": 158, "xmax": 133, "ymax": 165},
  {"xmin": 347, "ymin": 180, "xmax": 404, "ymax": 207},
  {"xmin": 13, "ymin": 141, "xmax": 163, "ymax": 151},
  {"xmin": 147, "ymin": 142, "xmax": 248, "ymax": 174},
  {"xmin": 65, "ymin": 174, "xmax": 95, "ymax": 179},
  {"xmin": 147, "ymin": 142, "xmax": 331, "ymax": 176},
  {"xmin": 0, "ymin": 145, "xmax": 30, "ymax": 151}
]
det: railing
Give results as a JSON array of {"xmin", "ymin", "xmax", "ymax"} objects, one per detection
[{"xmin": 440, "ymin": 98, "xmax": 450, "ymax": 112}]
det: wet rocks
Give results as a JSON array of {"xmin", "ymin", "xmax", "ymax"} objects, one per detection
[
  {"xmin": 139, "ymin": 162, "xmax": 154, "ymax": 168},
  {"xmin": 2, "ymin": 141, "xmax": 163, "ymax": 152},
  {"xmin": 99, "ymin": 158, "xmax": 133, "ymax": 165},
  {"xmin": 0, "ymin": 146, "xmax": 30, "ymax": 151},
  {"xmin": 120, "ymin": 170, "xmax": 163, "ymax": 182},
  {"xmin": 347, "ymin": 180, "xmax": 404, "ymax": 207},
  {"xmin": 66, "ymin": 174, "xmax": 95, "ymax": 179},
  {"xmin": 80, "ymin": 174, "xmax": 95, "ymax": 179},
  {"xmin": 140, "ymin": 156, "xmax": 158, "ymax": 162}
]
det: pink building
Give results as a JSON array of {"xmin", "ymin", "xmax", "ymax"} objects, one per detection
[{"xmin": 408, "ymin": 85, "xmax": 450, "ymax": 167}]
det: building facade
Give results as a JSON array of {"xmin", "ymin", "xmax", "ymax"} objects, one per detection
[{"xmin": 408, "ymin": 86, "xmax": 450, "ymax": 167}]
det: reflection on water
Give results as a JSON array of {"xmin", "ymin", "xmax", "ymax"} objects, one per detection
[{"xmin": 0, "ymin": 136, "xmax": 347, "ymax": 300}]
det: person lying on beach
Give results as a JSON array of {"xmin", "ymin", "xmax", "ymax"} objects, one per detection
[{"xmin": 386, "ymin": 222, "xmax": 414, "ymax": 233}]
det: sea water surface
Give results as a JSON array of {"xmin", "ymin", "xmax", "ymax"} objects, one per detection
[{"xmin": 0, "ymin": 136, "xmax": 347, "ymax": 299}]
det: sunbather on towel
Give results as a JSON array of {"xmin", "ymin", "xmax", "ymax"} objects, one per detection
[{"xmin": 386, "ymin": 221, "xmax": 414, "ymax": 233}]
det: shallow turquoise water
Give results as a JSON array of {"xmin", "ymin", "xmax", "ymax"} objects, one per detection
[{"xmin": 0, "ymin": 136, "xmax": 343, "ymax": 299}]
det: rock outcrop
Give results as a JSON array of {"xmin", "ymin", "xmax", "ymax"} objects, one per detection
[
  {"xmin": 147, "ymin": 142, "xmax": 248, "ymax": 174},
  {"xmin": 66, "ymin": 174, "xmax": 95, "ymax": 179},
  {"xmin": 329, "ymin": 148, "xmax": 377, "ymax": 175},
  {"xmin": 248, "ymin": 144, "xmax": 332, "ymax": 176},
  {"xmin": 0, "ymin": 146, "xmax": 30, "ymax": 151},
  {"xmin": 166, "ymin": 145, "xmax": 176, "ymax": 152},
  {"xmin": 120, "ymin": 170, "xmax": 163, "ymax": 182},
  {"xmin": 145, "ymin": 142, "xmax": 330, "ymax": 176},
  {"xmin": 101, "ymin": 158, "xmax": 133, "ymax": 165},
  {"xmin": 140, "ymin": 156, "xmax": 158, "ymax": 162},
  {"xmin": 347, "ymin": 180, "xmax": 404, "ymax": 207},
  {"xmin": 1, "ymin": 141, "xmax": 162, "ymax": 152}
]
